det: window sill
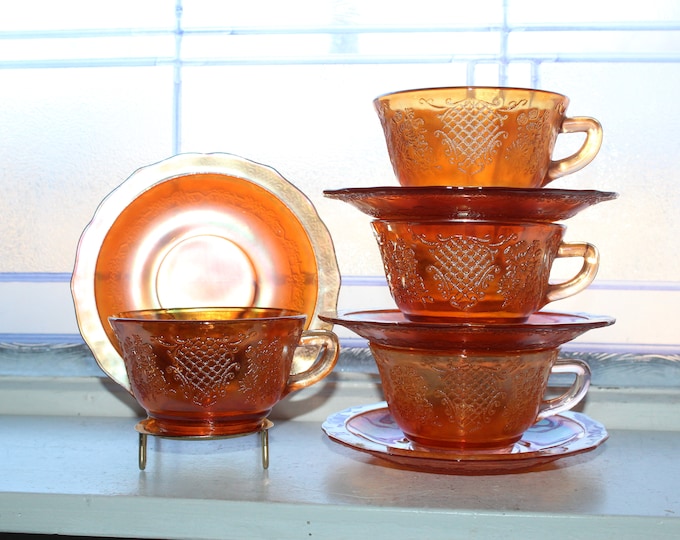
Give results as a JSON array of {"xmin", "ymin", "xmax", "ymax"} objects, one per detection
[{"xmin": 1, "ymin": 374, "xmax": 679, "ymax": 539}]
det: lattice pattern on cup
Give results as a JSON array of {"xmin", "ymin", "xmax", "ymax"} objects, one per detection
[{"xmin": 160, "ymin": 334, "xmax": 248, "ymax": 407}]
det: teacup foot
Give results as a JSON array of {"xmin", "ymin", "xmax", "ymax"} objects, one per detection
[{"xmin": 408, "ymin": 439, "xmax": 517, "ymax": 455}]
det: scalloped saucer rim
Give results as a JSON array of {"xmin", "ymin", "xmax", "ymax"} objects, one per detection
[{"xmin": 322, "ymin": 402, "xmax": 608, "ymax": 474}]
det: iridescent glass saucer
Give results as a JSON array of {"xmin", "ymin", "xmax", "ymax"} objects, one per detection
[
  {"xmin": 319, "ymin": 310, "xmax": 615, "ymax": 351},
  {"xmin": 322, "ymin": 402, "xmax": 608, "ymax": 474},
  {"xmin": 72, "ymin": 153, "xmax": 340, "ymax": 391},
  {"xmin": 324, "ymin": 186, "xmax": 617, "ymax": 221}
]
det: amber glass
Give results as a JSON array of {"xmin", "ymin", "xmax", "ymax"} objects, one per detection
[
  {"xmin": 95, "ymin": 173, "xmax": 320, "ymax": 361},
  {"xmin": 323, "ymin": 402, "xmax": 608, "ymax": 474},
  {"xmin": 319, "ymin": 309, "xmax": 616, "ymax": 351},
  {"xmin": 371, "ymin": 220, "xmax": 599, "ymax": 321},
  {"xmin": 370, "ymin": 344, "xmax": 591, "ymax": 450},
  {"xmin": 72, "ymin": 153, "xmax": 341, "ymax": 392},
  {"xmin": 374, "ymin": 86, "xmax": 602, "ymax": 187},
  {"xmin": 319, "ymin": 309, "xmax": 616, "ymax": 352},
  {"xmin": 109, "ymin": 307, "xmax": 339, "ymax": 436},
  {"xmin": 324, "ymin": 186, "xmax": 618, "ymax": 222}
]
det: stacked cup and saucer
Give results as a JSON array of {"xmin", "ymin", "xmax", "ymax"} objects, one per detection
[{"xmin": 321, "ymin": 87, "xmax": 617, "ymax": 474}]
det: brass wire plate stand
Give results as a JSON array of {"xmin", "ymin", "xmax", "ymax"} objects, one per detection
[{"xmin": 135, "ymin": 418, "xmax": 274, "ymax": 471}]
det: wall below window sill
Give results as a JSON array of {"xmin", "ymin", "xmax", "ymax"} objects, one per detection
[{"xmin": 1, "ymin": 373, "xmax": 679, "ymax": 539}]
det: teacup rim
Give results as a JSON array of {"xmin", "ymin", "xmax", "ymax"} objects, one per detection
[
  {"xmin": 108, "ymin": 306, "xmax": 307, "ymax": 323},
  {"xmin": 373, "ymin": 85, "xmax": 569, "ymax": 102},
  {"xmin": 370, "ymin": 218, "xmax": 566, "ymax": 230}
]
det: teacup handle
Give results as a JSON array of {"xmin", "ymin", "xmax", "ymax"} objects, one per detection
[
  {"xmin": 537, "ymin": 358, "xmax": 591, "ymax": 421},
  {"xmin": 544, "ymin": 116, "xmax": 603, "ymax": 185},
  {"xmin": 284, "ymin": 329, "xmax": 339, "ymax": 396},
  {"xmin": 545, "ymin": 241, "xmax": 599, "ymax": 303}
]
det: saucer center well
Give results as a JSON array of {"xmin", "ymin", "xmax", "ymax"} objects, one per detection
[{"xmin": 155, "ymin": 234, "xmax": 257, "ymax": 308}]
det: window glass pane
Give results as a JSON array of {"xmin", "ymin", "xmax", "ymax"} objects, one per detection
[
  {"xmin": 507, "ymin": 0, "xmax": 680, "ymax": 24},
  {"xmin": 181, "ymin": 31, "xmax": 502, "ymax": 60},
  {"xmin": 352, "ymin": 0, "xmax": 505, "ymax": 26},
  {"xmin": 181, "ymin": 0, "xmax": 505, "ymax": 27},
  {"xmin": 0, "ymin": 0, "xmax": 175, "ymax": 30},
  {"xmin": 181, "ymin": 0, "xmax": 337, "ymax": 27},
  {"xmin": 181, "ymin": 34, "xmax": 335, "ymax": 59},
  {"xmin": 180, "ymin": 62, "xmax": 472, "ymax": 275},
  {"xmin": 1, "ymin": 0, "xmax": 679, "ymax": 378},
  {"xmin": 0, "ymin": 36, "xmax": 175, "ymax": 62},
  {"xmin": 0, "ymin": 67, "xmax": 175, "ymax": 272},
  {"xmin": 508, "ymin": 31, "xmax": 680, "ymax": 56},
  {"xmin": 539, "ymin": 61, "xmax": 680, "ymax": 282}
]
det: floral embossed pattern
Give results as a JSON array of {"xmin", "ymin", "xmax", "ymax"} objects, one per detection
[
  {"xmin": 122, "ymin": 334, "xmax": 168, "ymax": 402},
  {"xmin": 373, "ymin": 229, "xmax": 432, "ymax": 308},
  {"xmin": 72, "ymin": 153, "xmax": 340, "ymax": 393},
  {"xmin": 377, "ymin": 101, "xmax": 435, "ymax": 180},
  {"xmin": 436, "ymin": 362, "xmax": 509, "ymax": 432},
  {"xmin": 374, "ymin": 87, "xmax": 600, "ymax": 187},
  {"xmin": 108, "ymin": 307, "xmax": 339, "ymax": 437},
  {"xmin": 433, "ymin": 96, "xmax": 510, "ymax": 176},
  {"xmin": 414, "ymin": 230, "xmax": 511, "ymax": 311},
  {"xmin": 371, "ymin": 345, "xmax": 559, "ymax": 449},
  {"xmin": 505, "ymin": 107, "xmax": 553, "ymax": 178},
  {"xmin": 160, "ymin": 334, "xmax": 248, "ymax": 407},
  {"xmin": 372, "ymin": 220, "xmax": 564, "ymax": 321},
  {"xmin": 496, "ymin": 238, "xmax": 546, "ymax": 309},
  {"xmin": 240, "ymin": 331, "xmax": 303, "ymax": 404},
  {"xmin": 378, "ymin": 363, "xmax": 433, "ymax": 428}
]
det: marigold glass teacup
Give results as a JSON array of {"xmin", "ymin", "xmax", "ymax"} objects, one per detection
[
  {"xmin": 371, "ymin": 219, "xmax": 599, "ymax": 322},
  {"xmin": 374, "ymin": 86, "xmax": 602, "ymax": 187},
  {"xmin": 371, "ymin": 344, "xmax": 591, "ymax": 450},
  {"xmin": 109, "ymin": 307, "xmax": 339, "ymax": 436}
]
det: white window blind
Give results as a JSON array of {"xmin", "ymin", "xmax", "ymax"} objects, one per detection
[{"xmin": 1, "ymin": 0, "xmax": 679, "ymax": 385}]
